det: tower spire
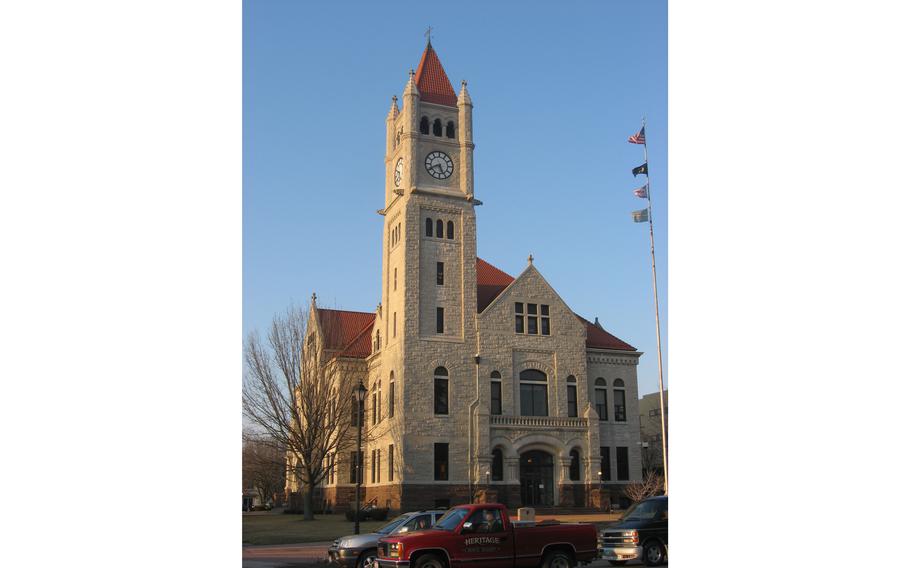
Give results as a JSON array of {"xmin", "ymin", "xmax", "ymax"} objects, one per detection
[{"xmin": 424, "ymin": 26, "xmax": 433, "ymax": 46}]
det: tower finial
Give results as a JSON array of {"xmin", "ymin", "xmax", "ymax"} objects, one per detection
[
  {"xmin": 528, "ymin": 253, "xmax": 534, "ymax": 265},
  {"xmin": 311, "ymin": 292, "xmax": 317, "ymax": 302},
  {"xmin": 424, "ymin": 26, "xmax": 433, "ymax": 46}
]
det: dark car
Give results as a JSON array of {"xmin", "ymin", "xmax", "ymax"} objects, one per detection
[
  {"xmin": 599, "ymin": 495, "xmax": 668, "ymax": 566},
  {"xmin": 329, "ymin": 510, "xmax": 445, "ymax": 568}
]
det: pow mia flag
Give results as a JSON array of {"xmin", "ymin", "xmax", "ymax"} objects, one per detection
[{"xmin": 632, "ymin": 163, "xmax": 648, "ymax": 177}]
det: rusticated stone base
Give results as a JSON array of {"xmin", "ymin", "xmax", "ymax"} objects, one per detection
[{"xmin": 400, "ymin": 484, "xmax": 472, "ymax": 512}]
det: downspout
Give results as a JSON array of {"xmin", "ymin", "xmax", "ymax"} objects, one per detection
[{"xmin": 468, "ymin": 313, "xmax": 480, "ymax": 501}]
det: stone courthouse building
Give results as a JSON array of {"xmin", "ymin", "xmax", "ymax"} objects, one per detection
[{"xmin": 294, "ymin": 42, "xmax": 643, "ymax": 512}]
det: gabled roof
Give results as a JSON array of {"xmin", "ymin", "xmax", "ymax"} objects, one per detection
[
  {"xmin": 415, "ymin": 43, "xmax": 457, "ymax": 107},
  {"xmin": 476, "ymin": 258, "xmax": 637, "ymax": 351},
  {"xmin": 317, "ymin": 308, "xmax": 375, "ymax": 356},
  {"xmin": 576, "ymin": 315, "xmax": 637, "ymax": 351},
  {"xmin": 477, "ymin": 257, "xmax": 515, "ymax": 312}
]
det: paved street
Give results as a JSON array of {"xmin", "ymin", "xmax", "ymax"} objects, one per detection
[{"xmin": 242, "ymin": 542, "xmax": 661, "ymax": 568}]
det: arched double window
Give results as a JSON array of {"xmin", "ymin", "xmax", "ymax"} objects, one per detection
[
  {"xmin": 445, "ymin": 121, "xmax": 455, "ymax": 138},
  {"xmin": 566, "ymin": 375, "xmax": 578, "ymax": 418},
  {"xmin": 446, "ymin": 220, "xmax": 454, "ymax": 239},
  {"xmin": 491, "ymin": 448, "xmax": 504, "ymax": 481},
  {"xmin": 425, "ymin": 217, "xmax": 433, "ymax": 237},
  {"xmin": 432, "ymin": 118, "xmax": 442, "ymax": 137},
  {"xmin": 490, "ymin": 371, "xmax": 502, "ymax": 415},
  {"xmin": 569, "ymin": 449, "xmax": 581, "ymax": 481},
  {"xmin": 613, "ymin": 378, "xmax": 626, "ymax": 422},
  {"xmin": 420, "ymin": 116, "xmax": 430, "ymax": 135},
  {"xmin": 594, "ymin": 378, "xmax": 608, "ymax": 421},
  {"xmin": 519, "ymin": 369, "xmax": 548, "ymax": 416},
  {"xmin": 436, "ymin": 219, "xmax": 443, "ymax": 238},
  {"xmin": 434, "ymin": 366, "xmax": 449, "ymax": 414}
]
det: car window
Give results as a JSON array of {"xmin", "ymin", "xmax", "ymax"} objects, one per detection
[
  {"xmin": 399, "ymin": 514, "xmax": 432, "ymax": 533},
  {"xmin": 376, "ymin": 514, "xmax": 411, "ymax": 535},
  {"xmin": 433, "ymin": 508, "xmax": 469, "ymax": 531},
  {"xmin": 462, "ymin": 508, "xmax": 504, "ymax": 534},
  {"xmin": 621, "ymin": 499, "xmax": 663, "ymax": 521}
]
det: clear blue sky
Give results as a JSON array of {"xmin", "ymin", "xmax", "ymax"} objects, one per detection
[{"xmin": 243, "ymin": 0, "xmax": 668, "ymax": 395}]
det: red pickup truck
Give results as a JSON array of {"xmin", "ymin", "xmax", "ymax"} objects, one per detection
[{"xmin": 375, "ymin": 503, "xmax": 598, "ymax": 568}]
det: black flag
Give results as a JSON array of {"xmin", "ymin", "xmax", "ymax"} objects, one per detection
[{"xmin": 632, "ymin": 163, "xmax": 648, "ymax": 177}]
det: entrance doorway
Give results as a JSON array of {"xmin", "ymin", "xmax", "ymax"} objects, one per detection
[{"xmin": 519, "ymin": 450, "xmax": 554, "ymax": 507}]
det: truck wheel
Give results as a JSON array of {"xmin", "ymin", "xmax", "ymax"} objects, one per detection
[
  {"xmin": 541, "ymin": 549, "xmax": 572, "ymax": 568},
  {"xmin": 643, "ymin": 540, "xmax": 666, "ymax": 566},
  {"xmin": 358, "ymin": 549, "xmax": 378, "ymax": 568},
  {"xmin": 414, "ymin": 553, "xmax": 446, "ymax": 568}
]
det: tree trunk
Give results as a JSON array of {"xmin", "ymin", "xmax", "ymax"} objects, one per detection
[{"xmin": 302, "ymin": 485, "xmax": 315, "ymax": 520}]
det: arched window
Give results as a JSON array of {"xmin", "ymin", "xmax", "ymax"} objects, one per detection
[
  {"xmin": 566, "ymin": 375, "xmax": 578, "ymax": 418},
  {"xmin": 434, "ymin": 366, "xmax": 449, "ymax": 414},
  {"xmin": 425, "ymin": 218, "xmax": 433, "ymax": 237},
  {"xmin": 446, "ymin": 220, "xmax": 454, "ymax": 239},
  {"xmin": 396, "ymin": 130, "xmax": 401, "ymax": 147},
  {"xmin": 432, "ymin": 118, "xmax": 442, "ymax": 136},
  {"xmin": 374, "ymin": 330, "xmax": 380, "ymax": 352},
  {"xmin": 446, "ymin": 121, "xmax": 455, "ymax": 138},
  {"xmin": 371, "ymin": 383, "xmax": 378, "ymax": 426},
  {"xmin": 490, "ymin": 371, "xmax": 502, "ymax": 415},
  {"xmin": 519, "ymin": 369, "xmax": 548, "ymax": 416},
  {"xmin": 595, "ymin": 378, "xmax": 608, "ymax": 421},
  {"xmin": 613, "ymin": 378, "xmax": 626, "ymax": 422},
  {"xmin": 569, "ymin": 449, "xmax": 581, "ymax": 481},
  {"xmin": 420, "ymin": 116, "xmax": 429, "ymax": 135},
  {"xmin": 389, "ymin": 371, "xmax": 395, "ymax": 418},
  {"xmin": 436, "ymin": 219, "xmax": 443, "ymax": 238},
  {"xmin": 492, "ymin": 448, "xmax": 504, "ymax": 481}
]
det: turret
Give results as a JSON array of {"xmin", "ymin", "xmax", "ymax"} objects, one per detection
[
  {"xmin": 458, "ymin": 80, "xmax": 475, "ymax": 198},
  {"xmin": 385, "ymin": 95, "xmax": 399, "ymax": 158}
]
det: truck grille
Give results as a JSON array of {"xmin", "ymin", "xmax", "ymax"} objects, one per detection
[{"xmin": 601, "ymin": 531, "xmax": 630, "ymax": 546}]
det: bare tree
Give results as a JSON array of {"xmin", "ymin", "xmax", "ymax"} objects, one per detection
[
  {"xmin": 624, "ymin": 470, "xmax": 664, "ymax": 503},
  {"xmin": 242, "ymin": 304, "xmax": 361, "ymax": 520},
  {"xmin": 242, "ymin": 433, "xmax": 286, "ymax": 506}
]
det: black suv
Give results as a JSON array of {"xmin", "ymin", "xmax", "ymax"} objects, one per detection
[{"xmin": 599, "ymin": 495, "xmax": 668, "ymax": 566}]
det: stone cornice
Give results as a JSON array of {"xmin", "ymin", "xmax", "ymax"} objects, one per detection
[{"xmin": 586, "ymin": 350, "xmax": 642, "ymax": 366}]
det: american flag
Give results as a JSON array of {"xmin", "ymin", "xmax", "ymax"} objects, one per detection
[
  {"xmin": 628, "ymin": 127, "xmax": 646, "ymax": 144},
  {"xmin": 633, "ymin": 185, "xmax": 648, "ymax": 199}
]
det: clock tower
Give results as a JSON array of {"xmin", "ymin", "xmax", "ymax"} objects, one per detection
[{"xmin": 378, "ymin": 39, "xmax": 479, "ymax": 426}]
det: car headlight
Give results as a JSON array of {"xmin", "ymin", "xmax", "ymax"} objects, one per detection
[
  {"xmin": 389, "ymin": 542, "xmax": 402, "ymax": 559},
  {"xmin": 622, "ymin": 530, "xmax": 639, "ymax": 544}
]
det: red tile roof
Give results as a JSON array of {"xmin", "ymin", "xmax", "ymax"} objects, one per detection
[
  {"xmin": 338, "ymin": 320, "xmax": 375, "ymax": 359},
  {"xmin": 477, "ymin": 257, "xmax": 515, "ymax": 312},
  {"xmin": 317, "ymin": 308, "xmax": 375, "ymax": 356},
  {"xmin": 576, "ymin": 315, "xmax": 637, "ymax": 351},
  {"xmin": 476, "ymin": 257, "xmax": 636, "ymax": 351},
  {"xmin": 415, "ymin": 43, "xmax": 457, "ymax": 107}
]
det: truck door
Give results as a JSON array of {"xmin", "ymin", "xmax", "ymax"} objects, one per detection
[{"xmin": 457, "ymin": 508, "xmax": 513, "ymax": 568}]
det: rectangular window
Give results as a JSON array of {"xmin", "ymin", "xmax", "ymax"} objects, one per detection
[
  {"xmin": 394, "ymin": 268, "xmax": 397, "ymax": 291},
  {"xmin": 371, "ymin": 449, "xmax": 376, "ymax": 483},
  {"xmin": 372, "ymin": 392, "xmax": 377, "ymax": 425},
  {"xmin": 614, "ymin": 389, "xmax": 626, "ymax": 421},
  {"xmin": 491, "ymin": 381, "xmax": 502, "ymax": 415},
  {"xmin": 388, "ymin": 444, "xmax": 394, "ymax": 481},
  {"xmin": 434, "ymin": 443, "xmax": 449, "ymax": 481},
  {"xmin": 596, "ymin": 389, "xmax": 608, "ymax": 421},
  {"xmin": 617, "ymin": 447, "xmax": 629, "ymax": 481},
  {"xmin": 393, "ymin": 312, "xmax": 396, "ymax": 337},
  {"xmin": 377, "ymin": 448, "xmax": 381, "ymax": 483},
  {"xmin": 567, "ymin": 384, "xmax": 577, "ymax": 417},
  {"xmin": 350, "ymin": 451, "xmax": 363, "ymax": 484},
  {"xmin": 527, "ymin": 303, "xmax": 538, "ymax": 334},
  {"xmin": 437, "ymin": 262, "xmax": 444, "ymax": 285},
  {"xmin": 515, "ymin": 303, "xmax": 524, "ymax": 333},
  {"xmin": 600, "ymin": 447, "xmax": 611, "ymax": 481},
  {"xmin": 436, "ymin": 307, "xmax": 444, "ymax": 333},
  {"xmin": 329, "ymin": 453, "xmax": 335, "ymax": 484},
  {"xmin": 520, "ymin": 383, "xmax": 548, "ymax": 416},
  {"xmin": 541, "ymin": 305, "xmax": 550, "ymax": 335},
  {"xmin": 389, "ymin": 382, "xmax": 395, "ymax": 418},
  {"xmin": 434, "ymin": 378, "xmax": 448, "ymax": 414}
]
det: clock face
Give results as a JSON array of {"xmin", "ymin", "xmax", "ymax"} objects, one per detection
[
  {"xmin": 394, "ymin": 159, "xmax": 403, "ymax": 187},
  {"xmin": 425, "ymin": 151, "xmax": 454, "ymax": 180}
]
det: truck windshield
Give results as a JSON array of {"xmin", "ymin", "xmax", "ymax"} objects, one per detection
[
  {"xmin": 432, "ymin": 508, "xmax": 469, "ymax": 531},
  {"xmin": 376, "ymin": 514, "xmax": 411, "ymax": 535},
  {"xmin": 621, "ymin": 499, "xmax": 665, "ymax": 521}
]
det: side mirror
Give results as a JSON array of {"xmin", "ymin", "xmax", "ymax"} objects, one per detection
[{"xmin": 461, "ymin": 521, "xmax": 473, "ymax": 533}]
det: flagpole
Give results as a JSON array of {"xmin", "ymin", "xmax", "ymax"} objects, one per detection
[{"xmin": 642, "ymin": 116, "xmax": 669, "ymax": 494}]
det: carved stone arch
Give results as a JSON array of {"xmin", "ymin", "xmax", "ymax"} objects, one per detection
[
  {"xmin": 489, "ymin": 436, "xmax": 517, "ymax": 458},
  {"xmin": 516, "ymin": 359, "xmax": 554, "ymax": 378},
  {"xmin": 513, "ymin": 433, "xmax": 566, "ymax": 456}
]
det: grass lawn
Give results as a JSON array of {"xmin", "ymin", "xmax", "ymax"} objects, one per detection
[{"xmin": 243, "ymin": 513, "xmax": 388, "ymax": 545}]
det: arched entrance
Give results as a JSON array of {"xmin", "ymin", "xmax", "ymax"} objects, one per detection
[{"xmin": 519, "ymin": 450, "xmax": 554, "ymax": 507}]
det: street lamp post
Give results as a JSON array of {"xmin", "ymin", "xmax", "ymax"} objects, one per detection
[{"xmin": 353, "ymin": 379, "xmax": 367, "ymax": 535}]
